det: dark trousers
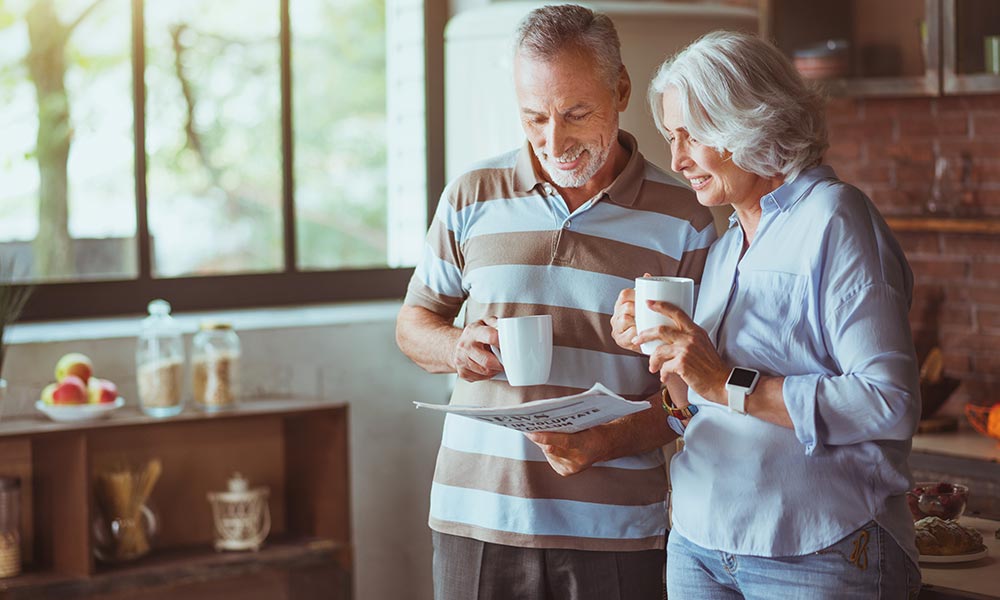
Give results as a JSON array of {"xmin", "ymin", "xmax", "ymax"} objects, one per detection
[{"xmin": 432, "ymin": 531, "xmax": 665, "ymax": 600}]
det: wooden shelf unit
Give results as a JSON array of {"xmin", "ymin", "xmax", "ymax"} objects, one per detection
[
  {"xmin": 886, "ymin": 216, "xmax": 1000, "ymax": 234},
  {"xmin": 0, "ymin": 401, "xmax": 351, "ymax": 600}
]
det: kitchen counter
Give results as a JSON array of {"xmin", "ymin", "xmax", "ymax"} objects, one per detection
[
  {"xmin": 913, "ymin": 429, "xmax": 1000, "ymax": 463},
  {"xmin": 911, "ymin": 429, "xmax": 1000, "ymax": 520},
  {"xmin": 920, "ymin": 516, "xmax": 1000, "ymax": 599},
  {"xmin": 910, "ymin": 428, "xmax": 1000, "ymax": 597}
]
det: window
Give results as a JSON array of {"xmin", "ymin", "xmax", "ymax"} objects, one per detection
[{"xmin": 0, "ymin": 0, "xmax": 429, "ymax": 320}]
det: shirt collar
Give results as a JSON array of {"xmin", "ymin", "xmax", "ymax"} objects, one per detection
[
  {"xmin": 726, "ymin": 164, "xmax": 837, "ymax": 229},
  {"xmin": 512, "ymin": 130, "xmax": 646, "ymax": 207}
]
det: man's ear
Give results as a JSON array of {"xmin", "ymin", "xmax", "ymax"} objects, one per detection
[{"xmin": 616, "ymin": 67, "xmax": 631, "ymax": 111}]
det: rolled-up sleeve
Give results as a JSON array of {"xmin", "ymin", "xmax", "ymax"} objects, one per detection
[
  {"xmin": 784, "ymin": 282, "xmax": 920, "ymax": 455},
  {"xmin": 403, "ymin": 189, "xmax": 467, "ymax": 317}
]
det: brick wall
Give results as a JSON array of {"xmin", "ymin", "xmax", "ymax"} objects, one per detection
[{"xmin": 825, "ymin": 95, "xmax": 1000, "ymax": 407}]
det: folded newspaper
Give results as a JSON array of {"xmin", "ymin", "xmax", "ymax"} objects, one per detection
[{"xmin": 414, "ymin": 383, "xmax": 651, "ymax": 433}]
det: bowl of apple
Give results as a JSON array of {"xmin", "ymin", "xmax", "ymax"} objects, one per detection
[
  {"xmin": 907, "ymin": 482, "xmax": 969, "ymax": 521},
  {"xmin": 35, "ymin": 353, "xmax": 125, "ymax": 422}
]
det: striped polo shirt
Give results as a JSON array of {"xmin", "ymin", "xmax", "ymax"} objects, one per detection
[{"xmin": 405, "ymin": 131, "xmax": 715, "ymax": 551}]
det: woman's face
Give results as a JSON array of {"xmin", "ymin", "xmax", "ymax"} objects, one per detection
[{"xmin": 659, "ymin": 87, "xmax": 767, "ymax": 210}]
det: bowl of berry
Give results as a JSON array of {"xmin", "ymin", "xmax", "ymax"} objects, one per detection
[{"xmin": 907, "ymin": 482, "xmax": 969, "ymax": 521}]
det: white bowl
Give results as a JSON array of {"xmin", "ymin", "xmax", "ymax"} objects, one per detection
[{"xmin": 36, "ymin": 397, "xmax": 125, "ymax": 422}]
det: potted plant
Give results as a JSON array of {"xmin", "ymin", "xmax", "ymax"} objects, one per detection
[{"xmin": 0, "ymin": 260, "xmax": 33, "ymax": 404}]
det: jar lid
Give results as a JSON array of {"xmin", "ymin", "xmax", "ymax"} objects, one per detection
[
  {"xmin": 147, "ymin": 299, "xmax": 172, "ymax": 316},
  {"xmin": 199, "ymin": 321, "xmax": 233, "ymax": 331},
  {"xmin": 0, "ymin": 476, "xmax": 20, "ymax": 491}
]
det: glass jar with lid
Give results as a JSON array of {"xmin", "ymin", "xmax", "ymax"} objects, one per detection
[
  {"xmin": 136, "ymin": 299, "xmax": 185, "ymax": 417},
  {"xmin": 0, "ymin": 476, "xmax": 21, "ymax": 578},
  {"xmin": 192, "ymin": 321, "xmax": 240, "ymax": 411}
]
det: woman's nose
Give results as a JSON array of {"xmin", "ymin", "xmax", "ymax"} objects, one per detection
[{"xmin": 670, "ymin": 143, "xmax": 689, "ymax": 173}]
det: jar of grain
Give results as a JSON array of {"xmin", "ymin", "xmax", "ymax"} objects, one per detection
[
  {"xmin": 136, "ymin": 299, "xmax": 185, "ymax": 417},
  {"xmin": 0, "ymin": 477, "xmax": 21, "ymax": 578},
  {"xmin": 192, "ymin": 321, "xmax": 240, "ymax": 411}
]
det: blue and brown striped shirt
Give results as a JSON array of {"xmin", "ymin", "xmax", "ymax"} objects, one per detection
[{"xmin": 404, "ymin": 131, "xmax": 715, "ymax": 551}]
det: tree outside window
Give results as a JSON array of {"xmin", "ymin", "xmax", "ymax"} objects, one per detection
[{"xmin": 0, "ymin": 0, "xmax": 427, "ymax": 319}]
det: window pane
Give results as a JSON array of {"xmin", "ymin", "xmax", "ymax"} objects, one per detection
[
  {"xmin": 293, "ymin": 0, "xmax": 425, "ymax": 270},
  {"xmin": 144, "ymin": 0, "xmax": 281, "ymax": 277},
  {"xmin": 0, "ymin": 0, "xmax": 135, "ymax": 283}
]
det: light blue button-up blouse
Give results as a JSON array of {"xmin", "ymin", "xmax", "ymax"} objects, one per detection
[{"xmin": 670, "ymin": 165, "xmax": 921, "ymax": 565}]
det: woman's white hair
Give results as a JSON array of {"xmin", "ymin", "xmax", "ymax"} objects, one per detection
[{"xmin": 648, "ymin": 31, "xmax": 827, "ymax": 182}]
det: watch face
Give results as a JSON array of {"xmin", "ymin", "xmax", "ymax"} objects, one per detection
[{"xmin": 728, "ymin": 367, "xmax": 758, "ymax": 388}]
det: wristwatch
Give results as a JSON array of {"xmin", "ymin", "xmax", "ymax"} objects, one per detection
[
  {"xmin": 725, "ymin": 367, "xmax": 760, "ymax": 414},
  {"xmin": 662, "ymin": 387, "xmax": 698, "ymax": 435}
]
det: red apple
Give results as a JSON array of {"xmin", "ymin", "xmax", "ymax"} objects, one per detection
[
  {"xmin": 87, "ymin": 378, "xmax": 118, "ymax": 404},
  {"xmin": 55, "ymin": 353, "xmax": 93, "ymax": 384},
  {"xmin": 40, "ymin": 383, "xmax": 57, "ymax": 406},
  {"xmin": 52, "ymin": 375, "xmax": 88, "ymax": 405}
]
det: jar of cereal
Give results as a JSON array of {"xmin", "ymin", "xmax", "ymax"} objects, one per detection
[
  {"xmin": 0, "ymin": 477, "xmax": 21, "ymax": 578},
  {"xmin": 136, "ymin": 299, "xmax": 185, "ymax": 417},
  {"xmin": 192, "ymin": 321, "xmax": 240, "ymax": 411}
]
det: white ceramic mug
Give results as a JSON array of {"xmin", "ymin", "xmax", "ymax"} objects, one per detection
[
  {"xmin": 492, "ymin": 315, "xmax": 553, "ymax": 387},
  {"xmin": 634, "ymin": 276, "xmax": 694, "ymax": 355}
]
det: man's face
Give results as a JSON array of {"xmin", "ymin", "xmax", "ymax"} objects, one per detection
[{"xmin": 514, "ymin": 48, "xmax": 629, "ymax": 189}]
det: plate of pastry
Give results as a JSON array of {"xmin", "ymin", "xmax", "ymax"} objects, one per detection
[
  {"xmin": 915, "ymin": 516, "xmax": 988, "ymax": 563},
  {"xmin": 919, "ymin": 547, "xmax": 988, "ymax": 564}
]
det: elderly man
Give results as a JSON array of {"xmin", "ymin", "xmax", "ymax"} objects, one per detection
[{"xmin": 395, "ymin": 5, "xmax": 715, "ymax": 599}]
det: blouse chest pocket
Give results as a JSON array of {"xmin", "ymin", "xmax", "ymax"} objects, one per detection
[{"xmin": 726, "ymin": 269, "xmax": 820, "ymax": 373}]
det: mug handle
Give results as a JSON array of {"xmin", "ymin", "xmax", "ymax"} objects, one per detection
[{"xmin": 490, "ymin": 345, "xmax": 503, "ymax": 365}]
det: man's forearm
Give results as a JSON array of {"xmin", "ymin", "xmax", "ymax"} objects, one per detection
[
  {"xmin": 395, "ymin": 304, "xmax": 461, "ymax": 374},
  {"xmin": 596, "ymin": 394, "xmax": 676, "ymax": 462}
]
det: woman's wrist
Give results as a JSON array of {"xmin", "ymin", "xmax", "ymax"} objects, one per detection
[{"xmin": 709, "ymin": 367, "xmax": 730, "ymax": 406}]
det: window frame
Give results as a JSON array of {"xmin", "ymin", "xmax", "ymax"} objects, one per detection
[{"xmin": 18, "ymin": 0, "xmax": 441, "ymax": 321}]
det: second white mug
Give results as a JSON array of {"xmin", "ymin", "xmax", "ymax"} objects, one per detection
[
  {"xmin": 634, "ymin": 276, "xmax": 694, "ymax": 355},
  {"xmin": 492, "ymin": 315, "xmax": 553, "ymax": 387}
]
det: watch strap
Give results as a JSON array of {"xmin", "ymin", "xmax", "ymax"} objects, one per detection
[
  {"xmin": 661, "ymin": 387, "xmax": 699, "ymax": 420},
  {"xmin": 728, "ymin": 385, "xmax": 747, "ymax": 414}
]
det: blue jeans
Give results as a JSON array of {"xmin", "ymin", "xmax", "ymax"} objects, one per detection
[{"xmin": 666, "ymin": 522, "xmax": 920, "ymax": 599}]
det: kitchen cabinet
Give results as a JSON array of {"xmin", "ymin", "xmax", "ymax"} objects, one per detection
[
  {"xmin": 0, "ymin": 400, "xmax": 351, "ymax": 600},
  {"xmin": 943, "ymin": 0, "xmax": 1000, "ymax": 94},
  {"xmin": 761, "ymin": 0, "xmax": 1000, "ymax": 97}
]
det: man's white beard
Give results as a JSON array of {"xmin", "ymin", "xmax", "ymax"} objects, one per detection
[{"xmin": 535, "ymin": 130, "xmax": 616, "ymax": 189}]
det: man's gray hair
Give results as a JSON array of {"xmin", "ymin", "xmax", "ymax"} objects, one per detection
[
  {"xmin": 514, "ymin": 4, "xmax": 624, "ymax": 89},
  {"xmin": 648, "ymin": 31, "xmax": 828, "ymax": 182}
]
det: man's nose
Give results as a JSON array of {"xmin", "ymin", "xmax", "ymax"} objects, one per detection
[{"xmin": 544, "ymin": 118, "xmax": 570, "ymax": 157}]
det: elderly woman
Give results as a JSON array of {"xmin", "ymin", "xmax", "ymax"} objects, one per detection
[{"xmin": 611, "ymin": 32, "xmax": 921, "ymax": 598}]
